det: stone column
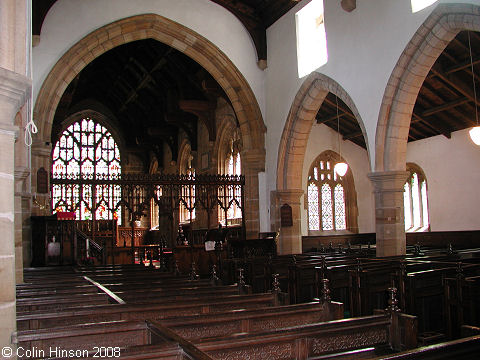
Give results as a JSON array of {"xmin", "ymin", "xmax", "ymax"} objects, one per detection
[
  {"xmin": 0, "ymin": 67, "xmax": 31, "ymax": 350},
  {"xmin": 15, "ymin": 166, "xmax": 30, "ymax": 282},
  {"xmin": 368, "ymin": 171, "xmax": 409, "ymax": 257},
  {"xmin": 241, "ymin": 148, "xmax": 265, "ymax": 239},
  {"xmin": 272, "ymin": 189, "xmax": 304, "ymax": 255}
]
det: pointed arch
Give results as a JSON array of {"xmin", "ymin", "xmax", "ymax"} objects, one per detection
[
  {"xmin": 33, "ymin": 13, "xmax": 266, "ymax": 236},
  {"xmin": 376, "ymin": 3, "xmax": 480, "ymax": 172},
  {"xmin": 277, "ymin": 72, "xmax": 369, "ymax": 191},
  {"xmin": 34, "ymin": 14, "xmax": 265, "ymax": 155}
]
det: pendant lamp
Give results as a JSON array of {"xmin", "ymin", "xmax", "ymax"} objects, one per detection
[
  {"xmin": 467, "ymin": 31, "xmax": 480, "ymax": 145},
  {"xmin": 334, "ymin": 95, "xmax": 348, "ymax": 176}
]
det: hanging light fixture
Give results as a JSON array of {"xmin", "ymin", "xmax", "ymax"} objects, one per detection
[
  {"xmin": 334, "ymin": 95, "xmax": 348, "ymax": 176},
  {"xmin": 467, "ymin": 31, "xmax": 480, "ymax": 145}
]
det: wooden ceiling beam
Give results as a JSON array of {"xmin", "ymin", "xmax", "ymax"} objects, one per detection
[
  {"xmin": 412, "ymin": 112, "xmax": 451, "ymax": 139},
  {"xmin": 316, "ymin": 112, "xmax": 349, "ymax": 124},
  {"xmin": 420, "ymin": 97, "xmax": 470, "ymax": 117},
  {"xmin": 445, "ymin": 57, "xmax": 480, "ymax": 75},
  {"xmin": 323, "ymin": 97, "xmax": 352, "ymax": 116},
  {"xmin": 431, "ymin": 63, "xmax": 480, "ymax": 107},
  {"xmin": 115, "ymin": 53, "xmax": 171, "ymax": 113},
  {"xmin": 342, "ymin": 131, "xmax": 363, "ymax": 141}
]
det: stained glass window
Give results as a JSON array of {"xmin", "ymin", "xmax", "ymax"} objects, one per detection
[
  {"xmin": 308, "ymin": 183, "xmax": 319, "ymax": 230},
  {"xmin": 321, "ymin": 183, "xmax": 333, "ymax": 230},
  {"xmin": 306, "ymin": 151, "xmax": 351, "ymax": 232},
  {"xmin": 52, "ymin": 118, "xmax": 122, "ymax": 223},
  {"xmin": 404, "ymin": 164, "xmax": 429, "ymax": 232},
  {"xmin": 334, "ymin": 184, "xmax": 346, "ymax": 230}
]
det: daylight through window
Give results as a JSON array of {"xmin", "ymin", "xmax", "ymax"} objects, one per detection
[{"xmin": 51, "ymin": 118, "xmax": 122, "ymax": 223}]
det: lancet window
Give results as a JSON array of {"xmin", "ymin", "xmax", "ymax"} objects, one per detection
[{"xmin": 404, "ymin": 163, "xmax": 429, "ymax": 232}]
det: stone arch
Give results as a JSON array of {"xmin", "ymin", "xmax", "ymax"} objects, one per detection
[
  {"xmin": 274, "ymin": 72, "xmax": 368, "ymax": 254},
  {"xmin": 33, "ymin": 13, "xmax": 266, "ymax": 237},
  {"xmin": 34, "ymin": 13, "xmax": 264, "ymax": 161},
  {"xmin": 277, "ymin": 72, "xmax": 369, "ymax": 191},
  {"xmin": 376, "ymin": 3, "xmax": 480, "ymax": 172}
]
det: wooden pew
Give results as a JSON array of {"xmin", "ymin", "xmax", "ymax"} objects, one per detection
[
  {"xmin": 374, "ymin": 334, "xmax": 480, "ymax": 359},
  {"xmin": 192, "ymin": 311, "xmax": 415, "ymax": 359},
  {"xmin": 14, "ymin": 320, "xmax": 157, "ymax": 357},
  {"xmin": 17, "ymin": 293, "xmax": 284, "ymax": 330},
  {"xmin": 162, "ymin": 301, "xmax": 344, "ymax": 341},
  {"xmin": 14, "ymin": 320, "xmax": 210, "ymax": 360},
  {"xmin": 444, "ymin": 274, "xmax": 480, "ymax": 338},
  {"xmin": 16, "ymin": 293, "xmax": 111, "ymax": 312}
]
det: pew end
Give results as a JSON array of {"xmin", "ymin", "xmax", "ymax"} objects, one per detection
[{"xmin": 373, "ymin": 309, "xmax": 418, "ymax": 351}]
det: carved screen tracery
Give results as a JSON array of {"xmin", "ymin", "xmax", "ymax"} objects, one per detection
[
  {"xmin": 219, "ymin": 133, "xmax": 242, "ymax": 226},
  {"xmin": 52, "ymin": 118, "xmax": 122, "ymax": 223}
]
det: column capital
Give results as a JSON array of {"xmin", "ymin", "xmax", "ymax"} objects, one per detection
[
  {"xmin": 273, "ymin": 189, "xmax": 304, "ymax": 204},
  {"xmin": 14, "ymin": 166, "xmax": 30, "ymax": 182},
  {"xmin": 0, "ymin": 67, "xmax": 31, "ymax": 123},
  {"xmin": 31, "ymin": 141, "xmax": 52, "ymax": 158},
  {"xmin": 368, "ymin": 171, "xmax": 409, "ymax": 192},
  {"xmin": 241, "ymin": 148, "xmax": 266, "ymax": 172}
]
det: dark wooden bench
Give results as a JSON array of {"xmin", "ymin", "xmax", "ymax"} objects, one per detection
[
  {"xmin": 444, "ymin": 274, "xmax": 480, "ymax": 338},
  {"xmin": 16, "ymin": 293, "xmax": 111, "ymax": 312},
  {"xmin": 193, "ymin": 310, "xmax": 415, "ymax": 359},
  {"xmin": 162, "ymin": 300, "xmax": 344, "ymax": 341},
  {"xmin": 17, "ymin": 292, "xmax": 284, "ymax": 330},
  {"xmin": 374, "ymin": 334, "xmax": 480, "ymax": 359}
]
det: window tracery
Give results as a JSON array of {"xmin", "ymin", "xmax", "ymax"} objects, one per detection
[
  {"xmin": 51, "ymin": 117, "xmax": 122, "ymax": 223},
  {"xmin": 307, "ymin": 151, "xmax": 356, "ymax": 233}
]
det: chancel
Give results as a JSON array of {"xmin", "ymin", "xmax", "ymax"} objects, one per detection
[{"xmin": 2, "ymin": 0, "xmax": 480, "ymax": 359}]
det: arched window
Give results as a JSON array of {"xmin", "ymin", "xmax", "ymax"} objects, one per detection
[
  {"xmin": 218, "ymin": 129, "xmax": 242, "ymax": 226},
  {"xmin": 404, "ymin": 163, "xmax": 429, "ymax": 232},
  {"xmin": 179, "ymin": 147, "xmax": 195, "ymax": 224},
  {"xmin": 307, "ymin": 151, "xmax": 357, "ymax": 233},
  {"xmin": 51, "ymin": 117, "xmax": 122, "ymax": 223}
]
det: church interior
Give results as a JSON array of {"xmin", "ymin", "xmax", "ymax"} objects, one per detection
[{"xmin": 2, "ymin": 0, "xmax": 480, "ymax": 358}]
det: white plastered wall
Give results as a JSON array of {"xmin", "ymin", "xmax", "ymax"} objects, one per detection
[
  {"xmin": 32, "ymin": 0, "xmax": 265, "ymax": 117},
  {"xmin": 301, "ymin": 123, "xmax": 375, "ymax": 235},
  {"xmin": 406, "ymin": 129, "xmax": 480, "ymax": 231},
  {"xmin": 264, "ymin": 0, "xmax": 480, "ymax": 232}
]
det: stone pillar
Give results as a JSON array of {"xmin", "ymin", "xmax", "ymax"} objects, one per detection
[
  {"xmin": 0, "ymin": 67, "xmax": 31, "ymax": 350},
  {"xmin": 368, "ymin": 171, "xmax": 409, "ymax": 257},
  {"xmin": 15, "ymin": 167, "xmax": 30, "ymax": 282},
  {"xmin": 271, "ymin": 189, "xmax": 304, "ymax": 255},
  {"xmin": 241, "ymin": 148, "xmax": 265, "ymax": 239}
]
